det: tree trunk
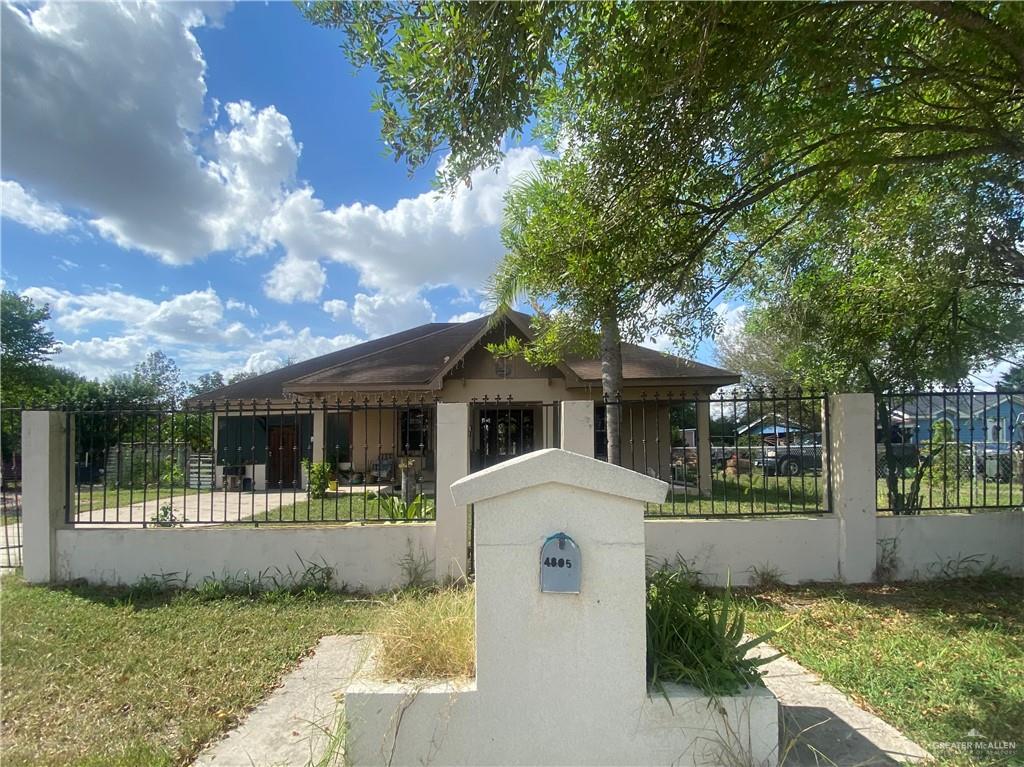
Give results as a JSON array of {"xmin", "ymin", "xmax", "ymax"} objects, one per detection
[
  {"xmin": 862, "ymin": 362, "xmax": 920, "ymax": 515},
  {"xmin": 600, "ymin": 312, "xmax": 624, "ymax": 465}
]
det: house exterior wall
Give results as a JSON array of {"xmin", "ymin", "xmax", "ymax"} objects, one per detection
[
  {"xmin": 211, "ymin": 369, "xmax": 724, "ymax": 486},
  {"xmin": 909, "ymin": 399, "xmax": 1023, "ymax": 445}
]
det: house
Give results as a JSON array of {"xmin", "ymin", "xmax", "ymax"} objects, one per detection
[
  {"xmin": 891, "ymin": 393, "xmax": 1024, "ymax": 447},
  {"xmin": 735, "ymin": 414, "xmax": 808, "ymax": 445},
  {"xmin": 190, "ymin": 309, "xmax": 739, "ymax": 491}
]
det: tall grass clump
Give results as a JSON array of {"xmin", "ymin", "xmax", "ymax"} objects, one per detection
[
  {"xmin": 646, "ymin": 565, "xmax": 778, "ymax": 695},
  {"xmin": 371, "ymin": 585, "xmax": 475, "ymax": 681}
]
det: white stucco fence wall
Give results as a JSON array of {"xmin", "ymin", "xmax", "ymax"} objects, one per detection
[
  {"xmin": 646, "ymin": 517, "xmax": 841, "ymax": 586},
  {"xmin": 877, "ymin": 510, "xmax": 1024, "ymax": 580},
  {"xmin": 54, "ymin": 524, "xmax": 436, "ymax": 592}
]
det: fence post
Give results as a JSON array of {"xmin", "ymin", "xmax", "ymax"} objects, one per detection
[
  {"xmin": 22, "ymin": 411, "xmax": 72, "ymax": 583},
  {"xmin": 435, "ymin": 402, "xmax": 470, "ymax": 581},
  {"xmin": 828, "ymin": 393, "xmax": 877, "ymax": 583},
  {"xmin": 560, "ymin": 400, "xmax": 595, "ymax": 457}
]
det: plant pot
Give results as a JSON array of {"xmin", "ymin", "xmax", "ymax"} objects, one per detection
[{"xmin": 328, "ymin": 480, "xmax": 338, "ymax": 492}]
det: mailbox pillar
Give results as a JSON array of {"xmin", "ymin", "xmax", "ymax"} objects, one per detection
[{"xmin": 454, "ymin": 448, "xmax": 665, "ymax": 696}]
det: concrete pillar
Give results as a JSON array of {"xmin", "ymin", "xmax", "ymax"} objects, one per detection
[
  {"xmin": 560, "ymin": 400, "xmax": 595, "ymax": 458},
  {"xmin": 22, "ymin": 411, "xmax": 72, "ymax": 583},
  {"xmin": 696, "ymin": 399, "xmax": 712, "ymax": 495},
  {"xmin": 312, "ymin": 408, "xmax": 325, "ymax": 463},
  {"xmin": 435, "ymin": 402, "xmax": 470, "ymax": 581},
  {"xmin": 828, "ymin": 393, "xmax": 877, "ymax": 583}
]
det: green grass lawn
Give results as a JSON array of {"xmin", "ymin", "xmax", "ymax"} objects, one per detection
[
  {"xmin": 739, "ymin": 576, "xmax": 1024, "ymax": 766},
  {"xmin": 3, "ymin": 572, "xmax": 1019, "ymax": 766},
  {"xmin": 0, "ymin": 574, "xmax": 375, "ymax": 767},
  {"xmin": 644, "ymin": 471, "xmax": 1022, "ymax": 517},
  {"xmin": 259, "ymin": 495, "xmax": 435, "ymax": 524},
  {"xmin": 647, "ymin": 474, "xmax": 826, "ymax": 516},
  {"xmin": 876, "ymin": 478, "xmax": 1023, "ymax": 513}
]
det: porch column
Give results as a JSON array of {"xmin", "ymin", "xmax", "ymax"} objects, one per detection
[
  {"xmin": 23, "ymin": 411, "xmax": 73, "ymax": 583},
  {"xmin": 436, "ymin": 402, "xmax": 471, "ymax": 581},
  {"xmin": 696, "ymin": 399, "xmax": 713, "ymax": 495},
  {"xmin": 560, "ymin": 400, "xmax": 595, "ymax": 458},
  {"xmin": 312, "ymin": 408, "xmax": 325, "ymax": 463},
  {"xmin": 828, "ymin": 393, "xmax": 877, "ymax": 583}
]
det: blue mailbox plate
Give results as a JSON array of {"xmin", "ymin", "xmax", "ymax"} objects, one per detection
[{"xmin": 540, "ymin": 533, "xmax": 581, "ymax": 593}]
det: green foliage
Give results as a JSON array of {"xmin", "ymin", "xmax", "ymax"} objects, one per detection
[
  {"xmin": 149, "ymin": 503, "xmax": 183, "ymax": 528},
  {"xmin": 188, "ymin": 371, "xmax": 225, "ymax": 398},
  {"xmin": 374, "ymin": 493, "xmax": 436, "ymax": 521},
  {"xmin": 0, "ymin": 290, "xmax": 58, "ymax": 372},
  {"xmin": 158, "ymin": 456, "xmax": 185, "ymax": 488},
  {"xmin": 303, "ymin": 460, "xmax": 331, "ymax": 499},
  {"xmin": 924, "ymin": 421, "xmax": 972, "ymax": 505},
  {"xmin": 735, "ymin": 169, "xmax": 1024, "ymax": 393},
  {"xmin": 997, "ymin": 364, "xmax": 1024, "ymax": 391},
  {"xmin": 646, "ymin": 564, "xmax": 778, "ymax": 696},
  {"xmin": 132, "ymin": 351, "xmax": 186, "ymax": 406},
  {"xmin": 314, "ymin": 2, "xmax": 1023, "ymax": 325}
]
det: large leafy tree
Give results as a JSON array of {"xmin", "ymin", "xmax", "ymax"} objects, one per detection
[
  {"xmin": 491, "ymin": 158, "xmax": 712, "ymax": 461},
  {"xmin": 726, "ymin": 167, "xmax": 1024, "ymax": 511},
  {"xmin": 307, "ymin": 1, "xmax": 1023, "ymax": 462},
  {"xmin": 1, "ymin": 290, "xmax": 58, "ymax": 386},
  {"xmin": 998, "ymin": 365, "xmax": 1024, "ymax": 391}
]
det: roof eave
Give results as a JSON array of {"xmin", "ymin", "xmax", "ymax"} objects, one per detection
[{"xmin": 567, "ymin": 374, "xmax": 741, "ymax": 390}]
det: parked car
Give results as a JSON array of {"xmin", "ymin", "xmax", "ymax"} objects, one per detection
[{"xmin": 755, "ymin": 433, "xmax": 823, "ymax": 476}]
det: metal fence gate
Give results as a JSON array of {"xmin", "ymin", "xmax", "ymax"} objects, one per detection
[{"xmin": 466, "ymin": 398, "xmax": 561, "ymax": 574}]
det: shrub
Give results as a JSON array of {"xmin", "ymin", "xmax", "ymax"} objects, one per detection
[
  {"xmin": 646, "ymin": 565, "xmax": 778, "ymax": 695},
  {"xmin": 158, "ymin": 456, "xmax": 184, "ymax": 487},
  {"xmin": 376, "ymin": 493, "xmax": 436, "ymax": 521},
  {"xmin": 303, "ymin": 460, "xmax": 331, "ymax": 499},
  {"xmin": 371, "ymin": 586, "xmax": 475, "ymax": 681}
]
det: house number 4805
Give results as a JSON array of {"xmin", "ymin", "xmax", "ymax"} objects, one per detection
[{"xmin": 543, "ymin": 556, "xmax": 572, "ymax": 569}]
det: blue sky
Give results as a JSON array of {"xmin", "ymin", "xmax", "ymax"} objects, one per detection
[{"xmin": 1, "ymin": 1, "xmax": 739, "ymax": 382}]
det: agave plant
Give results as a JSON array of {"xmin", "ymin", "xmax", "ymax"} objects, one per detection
[
  {"xmin": 376, "ymin": 493, "xmax": 436, "ymax": 521},
  {"xmin": 646, "ymin": 565, "xmax": 782, "ymax": 696}
]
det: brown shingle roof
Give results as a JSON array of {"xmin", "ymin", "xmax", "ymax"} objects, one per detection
[
  {"xmin": 566, "ymin": 344, "xmax": 738, "ymax": 383},
  {"xmin": 189, "ymin": 310, "xmax": 737, "ymax": 402}
]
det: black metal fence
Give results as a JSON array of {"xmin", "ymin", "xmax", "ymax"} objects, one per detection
[
  {"xmin": 469, "ymin": 397, "xmax": 561, "ymax": 471},
  {"xmin": 1, "ymin": 408, "xmax": 23, "ymax": 568},
  {"xmin": 603, "ymin": 390, "xmax": 830, "ymax": 517},
  {"xmin": 466, "ymin": 397, "xmax": 562, "ymax": 574},
  {"xmin": 64, "ymin": 398, "xmax": 438, "ymax": 525},
  {"xmin": 875, "ymin": 390, "xmax": 1023, "ymax": 514}
]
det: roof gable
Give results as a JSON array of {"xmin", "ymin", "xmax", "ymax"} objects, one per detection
[{"xmin": 189, "ymin": 308, "xmax": 740, "ymax": 402}]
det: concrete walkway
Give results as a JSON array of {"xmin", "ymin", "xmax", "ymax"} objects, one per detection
[
  {"xmin": 68, "ymin": 489, "xmax": 307, "ymax": 527},
  {"xmin": 192, "ymin": 636, "xmax": 929, "ymax": 767},
  {"xmin": 752, "ymin": 646, "xmax": 932, "ymax": 765},
  {"xmin": 192, "ymin": 636, "xmax": 370, "ymax": 767}
]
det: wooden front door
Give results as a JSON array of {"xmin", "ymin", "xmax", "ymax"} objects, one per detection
[{"xmin": 268, "ymin": 424, "xmax": 297, "ymax": 488}]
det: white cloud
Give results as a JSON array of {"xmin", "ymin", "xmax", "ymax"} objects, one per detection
[
  {"xmin": 449, "ymin": 297, "xmax": 496, "ymax": 323},
  {"xmin": 21, "ymin": 284, "xmax": 362, "ymax": 381},
  {"xmin": 261, "ymin": 147, "xmax": 544, "ymax": 303},
  {"xmin": 714, "ymin": 301, "xmax": 747, "ymax": 342},
  {"xmin": 351, "ymin": 293, "xmax": 435, "ymax": 338},
  {"xmin": 448, "ymin": 311, "xmax": 488, "ymax": 323},
  {"xmin": 322, "ymin": 299, "xmax": 350, "ymax": 321},
  {"xmin": 263, "ymin": 255, "xmax": 326, "ymax": 303},
  {"xmin": 1, "ymin": 3, "xmax": 297, "ymax": 263},
  {"xmin": 225, "ymin": 298, "xmax": 258, "ymax": 317},
  {"xmin": 1, "ymin": 180, "xmax": 74, "ymax": 233}
]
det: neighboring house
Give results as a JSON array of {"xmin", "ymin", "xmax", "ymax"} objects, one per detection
[
  {"xmin": 190, "ymin": 309, "xmax": 739, "ymax": 490},
  {"xmin": 891, "ymin": 393, "xmax": 1024, "ymax": 447},
  {"xmin": 735, "ymin": 414, "xmax": 807, "ymax": 444}
]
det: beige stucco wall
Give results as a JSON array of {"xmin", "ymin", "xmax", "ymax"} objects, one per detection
[{"xmin": 54, "ymin": 523, "xmax": 436, "ymax": 592}]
